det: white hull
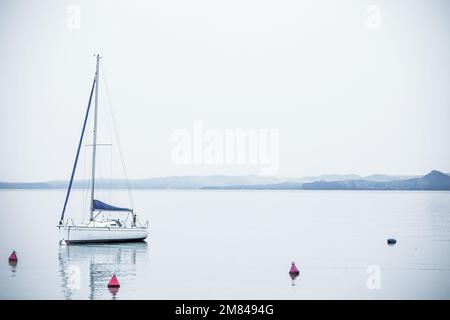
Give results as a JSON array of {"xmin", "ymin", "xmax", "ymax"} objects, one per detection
[{"xmin": 59, "ymin": 225, "xmax": 148, "ymax": 243}]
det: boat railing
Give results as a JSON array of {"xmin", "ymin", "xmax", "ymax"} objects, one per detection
[{"xmin": 62, "ymin": 218, "xmax": 76, "ymax": 227}]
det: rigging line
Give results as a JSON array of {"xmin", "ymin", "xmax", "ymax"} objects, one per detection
[
  {"xmin": 84, "ymin": 110, "xmax": 94, "ymax": 216},
  {"xmin": 100, "ymin": 64, "xmax": 135, "ymax": 210},
  {"xmin": 59, "ymin": 77, "xmax": 96, "ymax": 224},
  {"xmin": 82, "ymin": 136, "xmax": 87, "ymax": 215},
  {"xmin": 101, "ymin": 79, "xmax": 114, "ymax": 205},
  {"xmin": 85, "ymin": 138, "xmax": 93, "ymax": 223},
  {"xmin": 109, "ymin": 141, "xmax": 113, "ymax": 204},
  {"xmin": 105, "ymin": 87, "xmax": 114, "ymax": 205},
  {"xmin": 83, "ymin": 89, "xmax": 94, "ymax": 223}
]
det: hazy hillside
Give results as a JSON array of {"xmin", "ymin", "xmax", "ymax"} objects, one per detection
[
  {"xmin": 0, "ymin": 175, "xmax": 285, "ymax": 190},
  {"xmin": 1, "ymin": 171, "xmax": 449, "ymax": 190},
  {"xmin": 302, "ymin": 170, "xmax": 450, "ymax": 190}
]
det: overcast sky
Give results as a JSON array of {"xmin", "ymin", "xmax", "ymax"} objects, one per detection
[{"xmin": 1, "ymin": 0, "xmax": 449, "ymax": 182}]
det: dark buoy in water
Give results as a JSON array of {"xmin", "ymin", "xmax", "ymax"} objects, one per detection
[
  {"xmin": 387, "ymin": 238, "xmax": 397, "ymax": 245},
  {"xmin": 8, "ymin": 251, "xmax": 18, "ymax": 262},
  {"xmin": 108, "ymin": 286, "xmax": 120, "ymax": 299},
  {"xmin": 289, "ymin": 272, "xmax": 299, "ymax": 281},
  {"xmin": 108, "ymin": 274, "xmax": 120, "ymax": 288},
  {"xmin": 289, "ymin": 261, "xmax": 300, "ymax": 276}
]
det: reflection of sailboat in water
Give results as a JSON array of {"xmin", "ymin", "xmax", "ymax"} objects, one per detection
[{"xmin": 58, "ymin": 242, "xmax": 148, "ymax": 299}]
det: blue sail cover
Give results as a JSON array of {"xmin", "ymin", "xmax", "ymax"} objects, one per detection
[{"xmin": 93, "ymin": 199, "xmax": 132, "ymax": 212}]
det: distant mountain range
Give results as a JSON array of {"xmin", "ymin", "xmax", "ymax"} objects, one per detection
[
  {"xmin": 204, "ymin": 170, "xmax": 450, "ymax": 191},
  {"xmin": 1, "ymin": 170, "xmax": 450, "ymax": 190},
  {"xmin": 0, "ymin": 175, "xmax": 285, "ymax": 190},
  {"xmin": 301, "ymin": 170, "xmax": 450, "ymax": 191}
]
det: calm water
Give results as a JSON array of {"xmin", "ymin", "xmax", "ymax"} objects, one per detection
[{"xmin": 0, "ymin": 190, "xmax": 450, "ymax": 299}]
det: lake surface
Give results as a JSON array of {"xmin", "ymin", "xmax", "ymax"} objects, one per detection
[{"xmin": 0, "ymin": 190, "xmax": 449, "ymax": 299}]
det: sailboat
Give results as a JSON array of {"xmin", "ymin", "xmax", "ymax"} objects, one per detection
[{"xmin": 57, "ymin": 55, "xmax": 148, "ymax": 243}]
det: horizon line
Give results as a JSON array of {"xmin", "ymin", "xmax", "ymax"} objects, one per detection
[{"xmin": 1, "ymin": 169, "xmax": 449, "ymax": 184}]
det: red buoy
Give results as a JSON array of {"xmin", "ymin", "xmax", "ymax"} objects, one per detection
[
  {"xmin": 8, "ymin": 251, "xmax": 18, "ymax": 262},
  {"xmin": 108, "ymin": 274, "xmax": 120, "ymax": 288},
  {"xmin": 289, "ymin": 261, "xmax": 299, "ymax": 276}
]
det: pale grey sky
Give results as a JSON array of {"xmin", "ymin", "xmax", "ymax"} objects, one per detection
[{"xmin": 1, "ymin": 0, "xmax": 449, "ymax": 182}]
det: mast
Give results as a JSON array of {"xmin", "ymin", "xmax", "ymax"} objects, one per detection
[
  {"xmin": 90, "ymin": 54, "xmax": 101, "ymax": 220},
  {"xmin": 59, "ymin": 78, "xmax": 96, "ymax": 225}
]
